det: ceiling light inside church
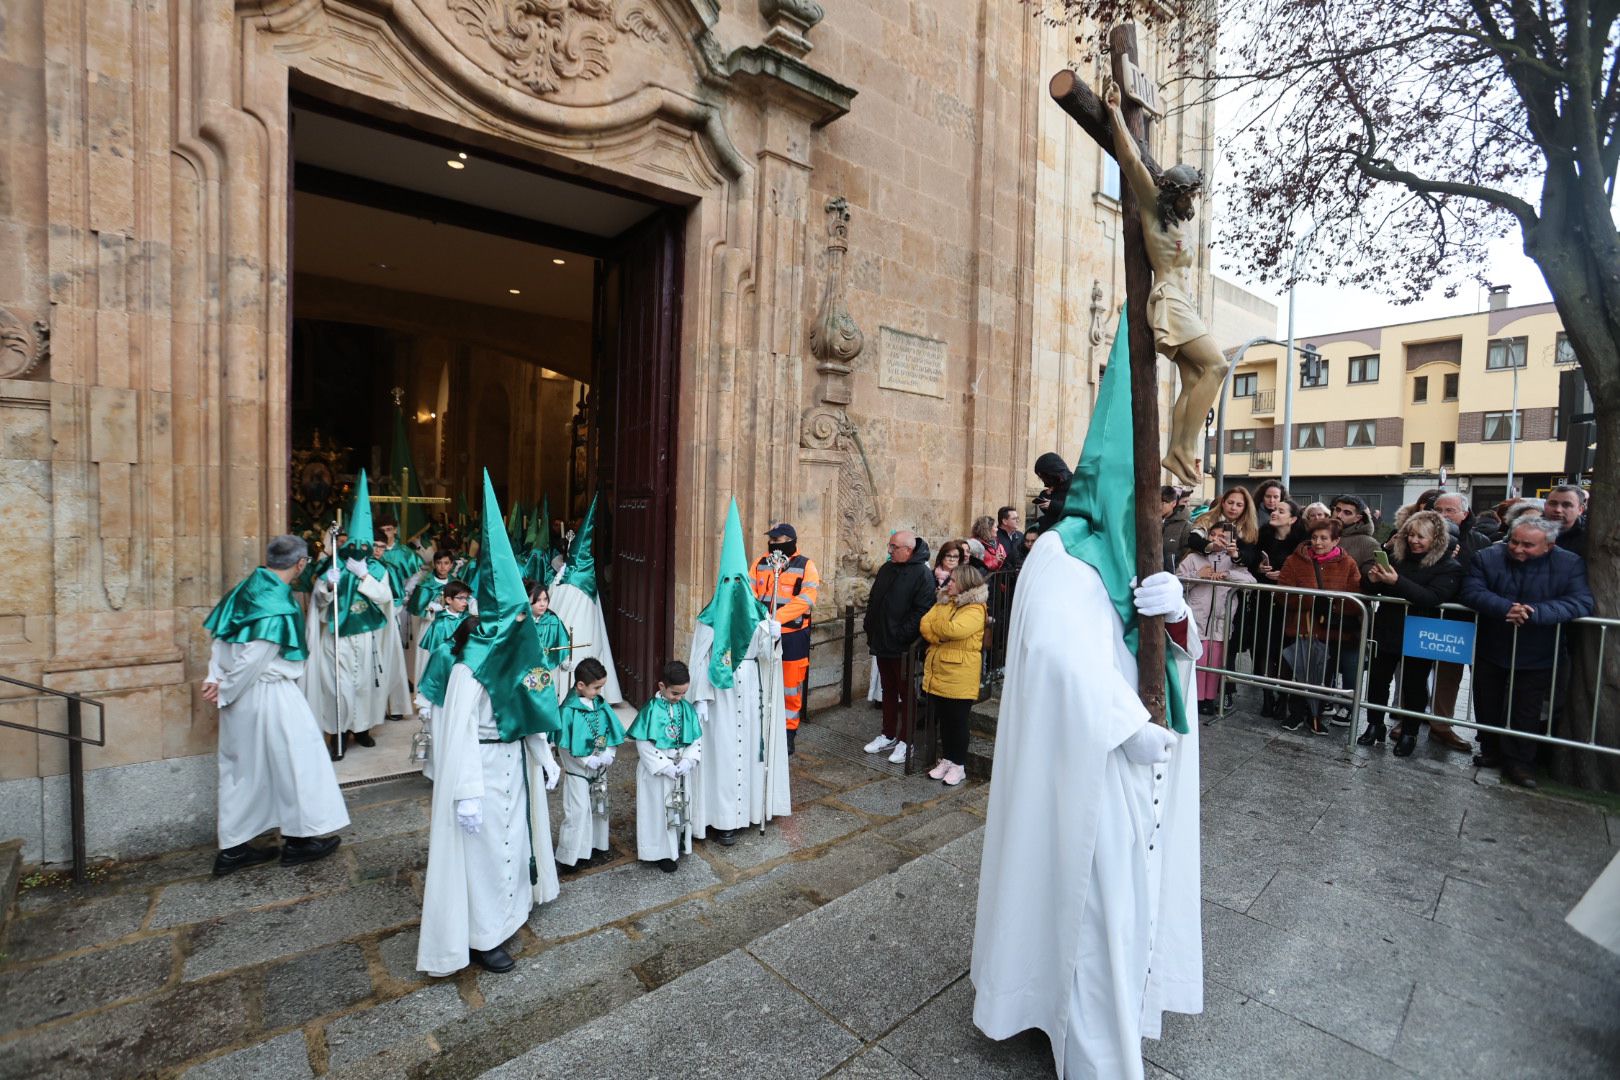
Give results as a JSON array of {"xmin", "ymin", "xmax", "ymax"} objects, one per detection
[
  {"xmin": 508, "ymin": 288, "xmax": 521, "ymax": 295},
  {"xmin": 552, "ymin": 258, "xmax": 565, "ymax": 265},
  {"xmin": 446, "ymin": 159, "xmax": 465, "ymax": 170}
]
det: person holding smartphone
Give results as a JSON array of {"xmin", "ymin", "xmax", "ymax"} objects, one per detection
[{"xmin": 1358, "ymin": 511, "xmax": 1464, "ymax": 754}]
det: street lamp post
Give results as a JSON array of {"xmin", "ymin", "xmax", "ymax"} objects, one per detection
[
  {"xmin": 1506, "ymin": 357, "xmax": 1520, "ymax": 498},
  {"xmin": 1279, "ymin": 223, "xmax": 1319, "ymax": 493}
]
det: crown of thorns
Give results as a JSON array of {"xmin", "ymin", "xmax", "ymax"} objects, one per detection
[{"xmin": 1156, "ymin": 165, "xmax": 1204, "ymax": 195}]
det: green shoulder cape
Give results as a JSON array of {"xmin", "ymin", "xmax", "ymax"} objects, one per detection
[
  {"xmin": 203, "ymin": 568, "xmax": 309, "ymax": 661},
  {"xmin": 417, "ymin": 642, "xmax": 456, "ymax": 708},
  {"xmin": 406, "ymin": 574, "xmax": 450, "ymax": 617},
  {"xmin": 556, "ymin": 690, "xmax": 627, "ymax": 757},
  {"xmin": 626, "ymin": 695, "xmax": 702, "ymax": 750},
  {"xmin": 417, "ymin": 608, "xmax": 469, "ymax": 654},
  {"xmin": 532, "ymin": 609, "xmax": 571, "ymax": 671}
]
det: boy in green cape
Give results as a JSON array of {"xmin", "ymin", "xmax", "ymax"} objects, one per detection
[
  {"xmin": 627, "ymin": 660, "xmax": 702, "ymax": 872},
  {"xmin": 553, "ymin": 657, "xmax": 625, "ymax": 873}
]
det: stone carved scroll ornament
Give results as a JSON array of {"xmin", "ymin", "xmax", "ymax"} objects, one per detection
[
  {"xmin": 449, "ymin": 0, "xmax": 669, "ymax": 96},
  {"xmin": 0, "ymin": 306, "xmax": 50, "ymax": 379}
]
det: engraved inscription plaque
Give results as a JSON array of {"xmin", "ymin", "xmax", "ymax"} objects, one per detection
[{"xmin": 878, "ymin": 327, "xmax": 947, "ymax": 399}]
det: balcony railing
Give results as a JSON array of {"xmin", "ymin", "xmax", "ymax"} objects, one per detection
[
  {"xmin": 1250, "ymin": 389, "xmax": 1275, "ymax": 414},
  {"xmin": 1250, "ymin": 449, "xmax": 1274, "ymax": 471}
]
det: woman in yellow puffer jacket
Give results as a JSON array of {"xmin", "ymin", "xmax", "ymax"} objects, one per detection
[{"xmin": 920, "ymin": 565, "xmax": 988, "ymax": 786}]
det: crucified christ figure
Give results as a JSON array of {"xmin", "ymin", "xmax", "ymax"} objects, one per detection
[{"xmin": 1104, "ymin": 80, "xmax": 1229, "ymax": 488}]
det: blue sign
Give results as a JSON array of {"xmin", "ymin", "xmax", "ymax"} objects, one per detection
[{"xmin": 1402, "ymin": 616, "xmax": 1475, "ymax": 663}]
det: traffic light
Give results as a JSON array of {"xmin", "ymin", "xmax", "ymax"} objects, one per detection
[
  {"xmin": 1301, "ymin": 345, "xmax": 1323, "ymax": 383},
  {"xmin": 1559, "ymin": 368, "xmax": 1596, "ymax": 477}
]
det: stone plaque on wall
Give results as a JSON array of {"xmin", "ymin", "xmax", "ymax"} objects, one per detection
[{"xmin": 878, "ymin": 327, "xmax": 947, "ymax": 399}]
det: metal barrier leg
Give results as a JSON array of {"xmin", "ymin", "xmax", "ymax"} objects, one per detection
[{"xmin": 68, "ymin": 698, "xmax": 87, "ymax": 885}]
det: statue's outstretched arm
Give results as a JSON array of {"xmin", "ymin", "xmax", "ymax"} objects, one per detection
[{"xmin": 1103, "ymin": 80, "xmax": 1158, "ymax": 207}]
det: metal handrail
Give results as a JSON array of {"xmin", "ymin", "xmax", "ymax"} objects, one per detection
[{"xmin": 0, "ymin": 672, "xmax": 108, "ymax": 883}]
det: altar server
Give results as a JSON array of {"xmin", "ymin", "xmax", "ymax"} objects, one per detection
[
  {"xmin": 627, "ymin": 661, "xmax": 702, "ymax": 872},
  {"xmin": 553, "ymin": 657, "xmax": 624, "ymax": 872}
]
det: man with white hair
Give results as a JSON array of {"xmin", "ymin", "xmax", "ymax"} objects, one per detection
[
  {"xmin": 1460, "ymin": 518, "xmax": 1594, "ymax": 788},
  {"xmin": 202, "ymin": 535, "xmax": 349, "ymax": 876}
]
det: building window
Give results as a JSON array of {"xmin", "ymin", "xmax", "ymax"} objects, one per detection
[
  {"xmin": 1486, "ymin": 336, "xmax": 1528, "ymax": 370},
  {"xmin": 1556, "ymin": 332, "xmax": 1578, "ymax": 366},
  {"xmin": 1296, "ymin": 423, "xmax": 1327, "ymax": 449},
  {"xmin": 1233, "ymin": 372, "xmax": 1257, "ymax": 397},
  {"xmin": 1413, "ymin": 376, "xmax": 1428, "ymax": 403},
  {"xmin": 1300, "ymin": 359, "xmax": 1329, "ymax": 389},
  {"xmin": 1410, "ymin": 442, "xmax": 1425, "ymax": 468},
  {"xmin": 1443, "ymin": 372, "xmax": 1459, "ymax": 400},
  {"xmin": 1102, "ymin": 157, "xmax": 1121, "ymax": 201},
  {"xmin": 1441, "ymin": 440, "xmax": 1456, "ymax": 467},
  {"xmin": 1230, "ymin": 429, "xmax": 1256, "ymax": 453},
  {"xmin": 1348, "ymin": 354, "xmax": 1380, "ymax": 383},
  {"xmin": 1346, "ymin": 420, "xmax": 1377, "ymax": 447},
  {"xmin": 1482, "ymin": 410, "xmax": 1521, "ymax": 441}
]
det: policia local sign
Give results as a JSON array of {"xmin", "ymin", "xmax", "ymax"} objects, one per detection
[{"xmin": 1402, "ymin": 616, "xmax": 1477, "ymax": 664}]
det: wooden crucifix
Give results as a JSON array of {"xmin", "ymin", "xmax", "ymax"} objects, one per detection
[
  {"xmin": 1049, "ymin": 24, "xmax": 1218, "ymax": 727},
  {"xmin": 370, "ymin": 467, "xmax": 450, "ymax": 545}
]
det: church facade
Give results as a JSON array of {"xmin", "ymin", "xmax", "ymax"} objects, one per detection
[{"xmin": 0, "ymin": 0, "xmax": 1214, "ymax": 862}]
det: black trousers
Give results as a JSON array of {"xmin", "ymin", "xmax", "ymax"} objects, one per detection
[
  {"xmin": 1364, "ymin": 647, "xmax": 1434, "ymax": 732},
  {"xmin": 930, "ymin": 694, "xmax": 973, "ymax": 765},
  {"xmin": 1471, "ymin": 660, "xmax": 1553, "ymax": 770}
]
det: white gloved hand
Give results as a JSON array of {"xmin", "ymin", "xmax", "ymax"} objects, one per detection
[
  {"xmin": 345, "ymin": 557, "xmax": 370, "ymax": 579},
  {"xmin": 767, "ymin": 620, "xmax": 783, "ymax": 641},
  {"xmin": 417, "ymin": 707, "xmax": 432, "ymax": 724},
  {"xmin": 540, "ymin": 747, "xmax": 561, "ymax": 791},
  {"xmin": 455, "ymin": 798, "xmax": 482, "ymax": 834},
  {"xmin": 324, "ymin": 565, "xmax": 341, "ymax": 586},
  {"xmin": 428, "ymin": 599, "xmax": 444, "ymax": 614},
  {"xmin": 1120, "ymin": 723, "xmax": 1178, "ymax": 765},
  {"xmin": 675, "ymin": 757, "xmax": 696, "ymax": 777},
  {"xmin": 581, "ymin": 753, "xmax": 603, "ymax": 771},
  {"xmin": 600, "ymin": 747, "xmax": 616, "ymax": 766},
  {"xmin": 1132, "ymin": 571, "xmax": 1189, "ymax": 621},
  {"xmin": 659, "ymin": 764, "xmax": 680, "ymax": 780}
]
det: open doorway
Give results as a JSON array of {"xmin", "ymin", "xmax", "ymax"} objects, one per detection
[{"xmin": 288, "ymin": 99, "xmax": 682, "ymax": 782}]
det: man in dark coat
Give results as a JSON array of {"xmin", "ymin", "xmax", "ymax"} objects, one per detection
[
  {"xmin": 1543, "ymin": 485, "xmax": 1588, "ymax": 561},
  {"xmin": 1460, "ymin": 519, "xmax": 1594, "ymax": 788},
  {"xmin": 995, "ymin": 506, "xmax": 1026, "ymax": 572},
  {"xmin": 862, "ymin": 531, "xmax": 937, "ymax": 763},
  {"xmin": 1160, "ymin": 485, "xmax": 1193, "ymax": 573},
  {"xmin": 1433, "ymin": 493, "xmax": 1494, "ymax": 571}
]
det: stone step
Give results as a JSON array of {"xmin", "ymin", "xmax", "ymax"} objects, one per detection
[{"xmin": 0, "ymin": 838, "xmax": 21, "ymax": 947}]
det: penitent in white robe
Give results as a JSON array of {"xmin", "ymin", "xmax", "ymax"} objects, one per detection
[
  {"xmin": 686, "ymin": 620, "xmax": 791, "ymax": 837},
  {"xmin": 971, "ymin": 532, "xmax": 1203, "ymax": 1080},
  {"xmin": 633, "ymin": 738, "xmax": 702, "ymax": 862},
  {"xmin": 417, "ymin": 665, "xmax": 559, "ymax": 977},
  {"xmin": 549, "ymin": 582, "xmax": 624, "ymax": 706},
  {"xmin": 303, "ymin": 572, "xmax": 413, "ymax": 733},
  {"xmin": 208, "ymin": 639, "xmax": 351, "ymax": 849}
]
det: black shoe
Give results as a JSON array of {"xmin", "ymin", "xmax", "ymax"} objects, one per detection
[
  {"xmin": 1197, "ymin": 699, "xmax": 1216, "ymax": 716},
  {"xmin": 1502, "ymin": 765, "xmax": 1538, "ymax": 789},
  {"xmin": 1309, "ymin": 713, "xmax": 1330, "ymax": 736},
  {"xmin": 1356, "ymin": 722, "xmax": 1386, "ymax": 747},
  {"xmin": 1224, "ymin": 689, "xmax": 1237, "ymax": 711},
  {"xmin": 654, "ymin": 858, "xmax": 679, "ymax": 873},
  {"xmin": 556, "ymin": 859, "xmax": 581, "ymax": 876},
  {"xmin": 212, "ymin": 843, "xmax": 279, "ymax": 877},
  {"xmin": 1473, "ymin": 753, "xmax": 1502, "ymax": 769},
  {"xmin": 1261, "ymin": 690, "xmax": 1277, "ymax": 716},
  {"xmin": 1281, "ymin": 707, "xmax": 1305, "ymax": 732},
  {"xmin": 353, "ymin": 731, "xmax": 376, "ymax": 748},
  {"xmin": 1393, "ymin": 734, "xmax": 1417, "ymax": 757},
  {"xmin": 786, "ymin": 728, "xmax": 796, "ymax": 756},
  {"xmin": 714, "ymin": 829, "xmax": 738, "ymax": 847},
  {"xmin": 469, "ymin": 945, "xmax": 515, "ymax": 973},
  {"xmin": 280, "ymin": 835, "xmax": 341, "ymax": 866}
]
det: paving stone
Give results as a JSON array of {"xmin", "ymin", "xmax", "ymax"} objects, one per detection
[
  {"xmin": 1200, "ymin": 854, "xmax": 1278, "ymax": 914},
  {"xmin": 1146, "ymin": 981, "xmax": 1397, "ymax": 1080},
  {"xmin": 1431, "ymin": 873, "xmax": 1620, "ymax": 983},
  {"xmin": 150, "ymin": 854, "xmax": 352, "ymax": 928},
  {"xmin": 15, "ymin": 847, "xmax": 210, "ymax": 912},
  {"xmin": 635, "ymin": 876, "xmax": 819, "ymax": 988},
  {"xmin": 828, "ymin": 1045, "xmax": 929, "ymax": 1078},
  {"xmin": 2, "ymin": 970, "xmax": 255, "ymax": 1079},
  {"xmin": 342, "ymin": 775, "xmax": 431, "ymax": 810},
  {"xmin": 877, "ymin": 808, "xmax": 983, "ymax": 855},
  {"xmin": 478, "ymin": 929, "xmax": 654, "ymax": 1007},
  {"xmin": 344, "ymin": 799, "xmax": 431, "ymax": 843},
  {"xmin": 479, "ymin": 951, "xmax": 860, "ymax": 1080},
  {"xmin": 1391, "ymin": 990, "xmax": 1620, "ymax": 1080},
  {"xmin": 627, "ymin": 897, "xmax": 710, "ymax": 935},
  {"xmin": 530, "ymin": 856, "xmax": 720, "ymax": 940},
  {"xmin": 262, "ymin": 942, "xmax": 374, "ymax": 1029},
  {"xmin": 324, "ymin": 984, "xmax": 467, "ymax": 1070},
  {"xmin": 880, "ymin": 977, "xmax": 1052, "ymax": 1078},
  {"xmin": 1203, "ymin": 762, "xmax": 1341, "ymax": 830},
  {"xmin": 183, "ymin": 879, "xmax": 418, "ymax": 981},
  {"xmin": 836, "ymin": 774, "xmax": 974, "ymax": 818},
  {"xmin": 712, "ymin": 832, "xmax": 911, "ymax": 907},
  {"xmin": 0, "ymin": 934, "xmax": 174, "ymax": 1030},
  {"xmin": 378, "ymin": 927, "xmax": 424, "ymax": 983},
  {"xmin": 789, "ymin": 772, "xmax": 833, "ymax": 806},
  {"xmin": 706, "ymin": 803, "xmax": 867, "ymax": 870},
  {"xmin": 180, "ymin": 1030, "xmax": 314, "ymax": 1080},
  {"xmin": 929, "ymin": 825, "xmax": 983, "ymax": 874},
  {"xmin": 794, "ymin": 754, "xmax": 887, "ymax": 793},
  {"xmin": 324, "ymin": 1035, "xmax": 438, "ymax": 1080},
  {"xmin": 347, "ymin": 829, "xmax": 431, "ymax": 882},
  {"xmin": 752, "ymin": 853, "xmax": 974, "ymax": 1039},
  {"xmin": 2, "ymin": 890, "xmax": 151, "ymax": 963},
  {"xmin": 1458, "ymin": 788, "xmax": 1611, "ymax": 858}
]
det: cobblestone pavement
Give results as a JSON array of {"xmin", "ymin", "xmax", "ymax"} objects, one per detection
[{"xmin": 2, "ymin": 698, "xmax": 1618, "ymax": 1079}]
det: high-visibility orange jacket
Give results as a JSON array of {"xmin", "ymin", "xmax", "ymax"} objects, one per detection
[{"xmin": 752, "ymin": 553, "xmax": 819, "ymax": 660}]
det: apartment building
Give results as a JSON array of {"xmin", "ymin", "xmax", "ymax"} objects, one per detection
[{"xmin": 1212, "ymin": 290, "xmax": 1591, "ymax": 516}]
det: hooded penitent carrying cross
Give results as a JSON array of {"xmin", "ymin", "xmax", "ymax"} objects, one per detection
[
  {"xmin": 548, "ymin": 493, "xmax": 625, "ymax": 705},
  {"xmin": 418, "ymin": 470, "xmax": 565, "ymax": 978},
  {"xmin": 971, "ymin": 308, "xmax": 1204, "ymax": 1080},
  {"xmin": 303, "ymin": 470, "xmax": 412, "ymax": 745},
  {"xmin": 687, "ymin": 498, "xmax": 792, "ymax": 840}
]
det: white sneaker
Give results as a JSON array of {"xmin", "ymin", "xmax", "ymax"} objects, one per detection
[
  {"xmin": 863, "ymin": 735, "xmax": 897, "ymax": 754},
  {"xmin": 942, "ymin": 762, "xmax": 966, "ymax": 786},
  {"xmin": 887, "ymin": 740, "xmax": 909, "ymax": 764},
  {"xmin": 928, "ymin": 758, "xmax": 950, "ymax": 780}
]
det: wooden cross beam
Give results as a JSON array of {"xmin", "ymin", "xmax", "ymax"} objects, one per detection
[
  {"xmin": 370, "ymin": 467, "xmax": 451, "ymax": 543},
  {"xmin": 1049, "ymin": 24, "xmax": 1168, "ymax": 727}
]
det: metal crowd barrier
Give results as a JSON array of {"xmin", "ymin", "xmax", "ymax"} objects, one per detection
[{"xmin": 1177, "ymin": 575, "xmax": 1620, "ymax": 758}]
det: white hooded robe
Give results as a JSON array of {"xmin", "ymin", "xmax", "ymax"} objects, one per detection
[
  {"xmin": 417, "ymin": 665, "xmax": 559, "ymax": 977},
  {"xmin": 303, "ymin": 570, "xmax": 413, "ymax": 733},
  {"xmin": 686, "ymin": 619, "xmax": 791, "ymax": 835},
  {"xmin": 548, "ymin": 581, "xmax": 624, "ymax": 706},
  {"xmin": 208, "ymin": 639, "xmax": 350, "ymax": 849},
  {"xmin": 971, "ymin": 532, "xmax": 1203, "ymax": 1080}
]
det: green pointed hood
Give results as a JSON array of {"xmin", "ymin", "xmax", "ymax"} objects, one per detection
[
  {"xmin": 457, "ymin": 470, "xmax": 562, "ymax": 740},
  {"xmin": 523, "ymin": 499, "xmax": 544, "ymax": 557},
  {"xmin": 389, "ymin": 407, "xmax": 425, "ymax": 540},
  {"xmin": 1049, "ymin": 310, "xmax": 1188, "ymax": 734},
  {"xmin": 340, "ymin": 470, "xmax": 375, "ymax": 561},
  {"xmin": 559, "ymin": 493, "xmax": 600, "ymax": 598},
  {"xmin": 697, "ymin": 498, "xmax": 768, "ymax": 689},
  {"xmin": 537, "ymin": 495, "xmax": 555, "ymax": 565},
  {"xmin": 456, "ymin": 491, "xmax": 470, "ymax": 527}
]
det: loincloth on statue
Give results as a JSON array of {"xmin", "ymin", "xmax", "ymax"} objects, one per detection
[{"xmin": 1148, "ymin": 280, "xmax": 1210, "ymax": 351}]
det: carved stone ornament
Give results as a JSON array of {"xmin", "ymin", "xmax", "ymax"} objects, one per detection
[
  {"xmin": 448, "ymin": 0, "xmax": 668, "ymax": 96},
  {"xmin": 759, "ymin": 0, "xmax": 824, "ymax": 58},
  {"xmin": 0, "ymin": 306, "xmax": 51, "ymax": 380},
  {"xmin": 808, "ymin": 197, "xmax": 863, "ymax": 407},
  {"xmin": 801, "ymin": 404, "xmax": 881, "ymax": 608}
]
